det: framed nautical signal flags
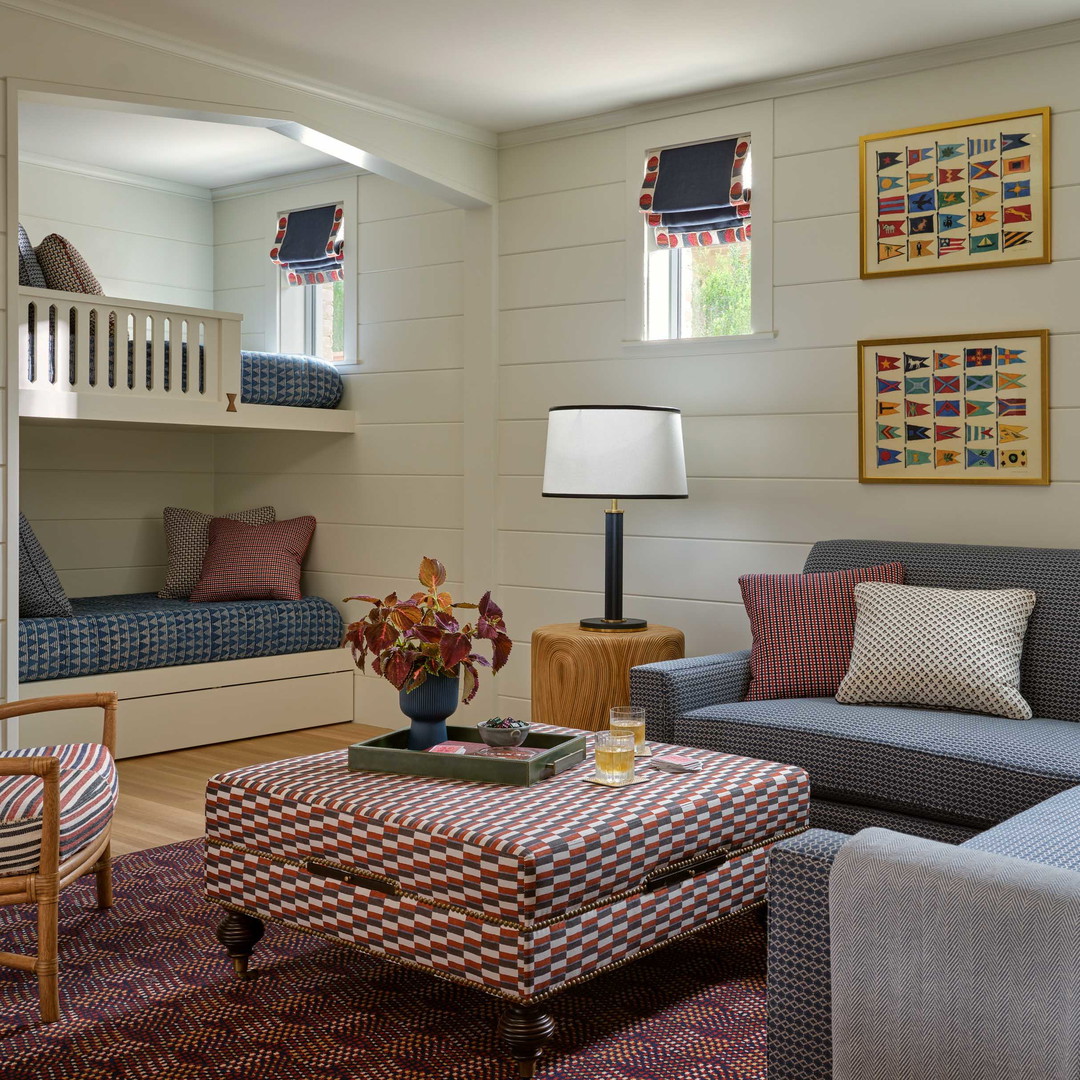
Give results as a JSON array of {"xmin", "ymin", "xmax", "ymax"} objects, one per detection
[
  {"xmin": 857, "ymin": 330, "xmax": 1049, "ymax": 484},
  {"xmin": 860, "ymin": 108, "xmax": 1050, "ymax": 279}
]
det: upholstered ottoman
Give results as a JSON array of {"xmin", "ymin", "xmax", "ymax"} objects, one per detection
[{"xmin": 205, "ymin": 728, "xmax": 808, "ymax": 1075}]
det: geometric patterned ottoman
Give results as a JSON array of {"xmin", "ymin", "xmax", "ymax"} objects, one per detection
[{"xmin": 205, "ymin": 726, "xmax": 809, "ymax": 1076}]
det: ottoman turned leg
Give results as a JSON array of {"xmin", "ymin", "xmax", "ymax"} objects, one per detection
[
  {"xmin": 499, "ymin": 1003, "xmax": 555, "ymax": 1078},
  {"xmin": 216, "ymin": 910, "xmax": 265, "ymax": 980}
]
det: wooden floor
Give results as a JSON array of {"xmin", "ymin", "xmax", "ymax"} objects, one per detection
[{"xmin": 111, "ymin": 722, "xmax": 383, "ymax": 855}]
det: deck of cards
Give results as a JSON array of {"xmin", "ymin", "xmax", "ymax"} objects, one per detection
[{"xmin": 646, "ymin": 753, "xmax": 702, "ymax": 775}]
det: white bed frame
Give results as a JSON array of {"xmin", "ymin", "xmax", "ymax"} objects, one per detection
[
  {"xmin": 18, "ymin": 286, "xmax": 354, "ymax": 433},
  {"xmin": 19, "ymin": 649, "xmax": 357, "ymax": 758}
]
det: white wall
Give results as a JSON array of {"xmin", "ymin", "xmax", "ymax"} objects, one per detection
[
  {"xmin": 493, "ymin": 36, "xmax": 1080, "ymax": 721},
  {"xmin": 18, "ymin": 159, "xmax": 214, "ymax": 308},
  {"xmin": 212, "ymin": 171, "xmax": 466, "ymax": 726}
]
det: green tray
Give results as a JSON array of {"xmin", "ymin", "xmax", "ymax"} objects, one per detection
[{"xmin": 348, "ymin": 726, "xmax": 587, "ymax": 787}]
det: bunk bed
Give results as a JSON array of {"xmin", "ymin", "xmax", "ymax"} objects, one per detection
[{"xmin": 18, "ymin": 286, "xmax": 355, "ymax": 433}]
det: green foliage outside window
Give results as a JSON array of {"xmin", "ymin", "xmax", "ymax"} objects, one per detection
[{"xmin": 689, "ymin": 243, "xmax": 752, "ymax": 338}]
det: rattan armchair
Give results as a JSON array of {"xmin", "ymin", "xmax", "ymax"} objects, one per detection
[{"xmin": 0, "ymin": 692, "xmax": 118, "ymax": 1022}]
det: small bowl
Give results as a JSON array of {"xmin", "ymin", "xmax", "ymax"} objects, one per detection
[{"xmin": 478, "ymin": 722, "xmax": 530, "ymax": 747}]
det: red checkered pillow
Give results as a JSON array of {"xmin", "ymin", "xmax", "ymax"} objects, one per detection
[
  {"xmin": 739, "ymin": 562, "xmax": 905, "ymax": 700},
  {"xmin": 190, "ymin": 516, "xmax": 316, "ymax": 602}
]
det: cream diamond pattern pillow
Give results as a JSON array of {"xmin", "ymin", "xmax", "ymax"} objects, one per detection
[{"xmin": 836, "ymin": 581, "xmax": 1036, "ymax": 720}]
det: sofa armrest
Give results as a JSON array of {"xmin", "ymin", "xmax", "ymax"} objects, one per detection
[
  {"xmin": 630, "ymin": 650, "xmax": 751, "ymax": 743},
  {"xmin": 964, "ymin": 783, "xmax": 1080, "ymax": 873},
  {"xmin": 767, "ymin": 828, "xmax": 849, "ymax": 1080}
]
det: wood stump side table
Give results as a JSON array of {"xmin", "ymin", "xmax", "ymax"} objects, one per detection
[{"xmin": 530, "ymin": 623, "xmax": 685, "ymax": 731}]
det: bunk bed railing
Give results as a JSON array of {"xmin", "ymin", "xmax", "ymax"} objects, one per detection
[{"xmin": 18, "ymin": 287, "xmax": 242, "ymax": 416}]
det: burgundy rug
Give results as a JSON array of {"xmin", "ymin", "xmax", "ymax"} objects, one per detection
[{"xmin": 0, "ymin": 839, "xmax": 767, "ymax": 1079}]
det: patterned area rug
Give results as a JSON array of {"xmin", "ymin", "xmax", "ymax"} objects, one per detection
[{"xmin": 0, "ymin": 839, "xmax": 767, "ymax": 1079}]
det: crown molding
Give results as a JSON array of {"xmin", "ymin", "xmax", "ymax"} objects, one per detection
[
  {"xmin": 499, "ymin": 16, "xmax": 1080, "ymax": 148},
  {"xmin": 18, "ymin": 150, "xmax": 212, "ymax": 199},
  {"xmin": 211, "ymin": 162, "xmax": 366, "ymax": 201},
  {"xmin": 0, "ymin": 0, "xmax": 498, "ymax": 150}
]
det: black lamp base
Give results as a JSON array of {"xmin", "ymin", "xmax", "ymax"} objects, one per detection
[{"xmin": 580, "ymin": 617, "xmax": 647, "ymax": 633}]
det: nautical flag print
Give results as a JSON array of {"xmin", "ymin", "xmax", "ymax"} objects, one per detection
[
  {"xmin": 1001, "ymin": 448, "xmax": 1027, "ymax": 468},
  {"xmin": 937, "ymin": 190, "xmax": 965, "ymax": 208},
  {"xmin": 969, "ymin": 186, "xmax": 997, "ymax": 204},
  {"xmin": 877, "ymin": 354, "xmax": 900, "ymax": 371},
  {"xmin": 908, "ymin": 214, "xmax": 934, "ymax": 234},
  {"xmin": 934, "ymin": 352, "xmax": 960, "ymax": 368},
  {"xmin": 904, "ymin": 354, "xmax": 929, "ymax": 371},
  {"xmin": 908, "ymin": 148, "xmax": 933, "ymax": 164},
  {"xmin": 876, "ymin": 377, "xmax": 901, "ymax": 394},
  {"xmin": 907, "ymin": 172, "xmax": 933, "ymax": 190},
  {"xmin": 997, "ymin": 398, "xmax": 1027, "ymax": 416},
  {"xmin": 878, "ymin": 220, "xmax": 905, "ymax": 238},
  {"xmin": 938, "ymin": 213, "xmax": 965, "ymax": 232},
  {"xmin": 970, "ymin": 209, "xmax": 998, "ymax": 228},
  {"xmin": 933, "ymin": 375, "xmax": 960, "ymax": 395},
  {"xmin": 966, "ymin": 448, "xmax": 996, "ymax": 468},
  {"xmin": 906, "ymin": 424, "xmax": 931, "ymax": 441},
  {"xmin": 877, "ymin": 151, "xmax": 903, "ymax": 170},
  {"xmin": 966, "ymin": 374, "xmax": 993, "ymax": 392},
  {"xmin": 996, "ymin": 347, "xmax": 1025, "ymax": 364},
  {"xmin": 998, "ymin": 425, "xmax": 1027, "ymax": 442},
  {"xmin": 878, "ymin": 175, "xmax": 904, "ymax": 192},
  {"xmin": 970, "ymin": 233, "xmax": 999, "ymax": 254},
  {"xmin": 908, "ymin": 192, "xmax": 935, "ymax": 213},
  {"xmin": 938, "ymin": 237, "xmax": 965, "ymax": 254},
  {"xmin": 966, "ymin": 424, "xmax": 995, "ymax": 441},
  {"xmin": 878, "ymin": 400, "xmax": 900, "ymax": 416},
  {"xmin": 966, "ymin": 399, "xmax": 993, "ymax": 416},
  {"xmin": 878, "ymin": 447, "xmax": 901, "ymax": 465},
  {"xmin": 1001, "ymin": 133, "xmax": 1030, "ymax": 151},
  {"xmin": 937, "ymin": 168, "xmax": 963, "ymax": 184},
  {"xmin": 936, "ymin": 449, "xmax": 961, "ymax": 466},
  {"xmin": 965, "ymin": 348, "xmax": 992, "ymax": 367},
  {"xmin": 905, "ymin": 399, "xmax": 930, "ymax": 417},
  {"xmin": 997, "ymin": 372, "xmax": 1025, "ymax": 391},
  {"xmin": 1005, "ymin": 156, "xmax": 1030, "ymax": 174},
  {"xmin": 968, "ymin": 138, "xmax": 996, "ymax": 155},
  {"xmin": 970, "ymin": 160, "xmax": 997, "ymax": 180},
  {"xmin": 937, "ymin": 143, "xmax": 964, "ymax": 160},
  {"xmin": 878, "ymin": 242, "xmax": 904, "ymax": 261},
  {"xmin": 906, "ymin": 449, "xmax": 932, "ymax": 465},
  {"xmin": 878, "ymin": 195, "xmax": 905, "ymax": 215},
  {"xmin": 1002, "ymin": 231, "xmax": 1032, "ymax": 249},
  {"xmin": 905, "ymin": 376, "xmax": 930, "ymax": 395},
  {"xmin": 934, "ymin": 425, "xmax": 960, "ymax": 441},
  {"xmin": 934, "ymin": 399, "xmax": 961, "ymax": 417},
  {"xmin": 1004, "ymin": 179, "xmax": 1031, "ymax": 199},
  {"xmin": 877, "ymin": 423, "xmax": 901, "ymax": 440},
  {"xmin": 909, "ymin": 240, "xmax": 934, "ymax": 259}
]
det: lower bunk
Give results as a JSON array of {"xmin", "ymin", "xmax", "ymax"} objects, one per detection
[{"xmin": 19, "ymin": 594, "xmax": 355, "ymax": 758}]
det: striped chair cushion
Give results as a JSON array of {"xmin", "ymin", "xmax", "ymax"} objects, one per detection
[
  {"xmin": 190, "ymin": 516, "xmax": 316, "ymax": 602},
  {"xmin": 0, "ymin": 743, "xmax": 117, "ymax": 876}
]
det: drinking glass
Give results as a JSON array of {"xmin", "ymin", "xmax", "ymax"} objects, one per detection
[
  {"xmin": 610, "ymin": 705, "xmax": 647, "ymax": 756},
  {"xmin": 593, "ymin": 730, "xmax": 636, "ymax": 785}
]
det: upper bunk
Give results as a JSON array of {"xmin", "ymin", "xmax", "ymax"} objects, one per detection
[{"xmin": 17, "ymin": 285, "xmax": 356, "ymax": 434}]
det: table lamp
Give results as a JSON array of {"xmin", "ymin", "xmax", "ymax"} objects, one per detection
[{"xmin": 542, "ymin": 405, "xmax": 688, "ymax": 632}]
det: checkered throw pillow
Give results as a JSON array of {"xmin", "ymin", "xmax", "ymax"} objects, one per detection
[
  {"xmin": 159, "ymin": 505, "xmax": 276, "ymax": 599},
  {"xmin": 740, "ymin": 562, "xmax": 905, "ymax": 701},
  {"xmin": 190, "ymin": 516, "xmax": 316, "ymax": 602},
  {"xmin": 837, "ymin": 581, "xmax": 1036, "ymax": 720}
]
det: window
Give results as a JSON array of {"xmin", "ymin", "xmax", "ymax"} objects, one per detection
[
  {"xmin": 642, "ymin": 137, "xmax": 752, "ymax": 341},
  {"xmin": 280, "ymin": 278, "xmax": 345, "ymax": 362}
]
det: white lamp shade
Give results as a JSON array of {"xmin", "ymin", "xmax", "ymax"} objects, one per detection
[{"xmin": 542, "ymin": 406, "xmax": 688, "ymax": 499}]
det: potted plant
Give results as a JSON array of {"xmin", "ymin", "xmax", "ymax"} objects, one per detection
[{"xmin": 344, "ymin": 557, "xmax": 512, "ymax": 750}]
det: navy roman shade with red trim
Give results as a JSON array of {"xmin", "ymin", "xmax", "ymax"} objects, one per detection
[
  {"xmin": 640, "ymin": 137, "xmax": 751, "ymax": 248},
  {"xmin": 270, "ymin": 204, "xmax": 344, "ymax": 285}
]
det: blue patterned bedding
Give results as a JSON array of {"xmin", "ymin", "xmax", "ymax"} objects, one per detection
[{"xmin": 19, "ymin": 593, "xmax": 345, "ymax": 683}]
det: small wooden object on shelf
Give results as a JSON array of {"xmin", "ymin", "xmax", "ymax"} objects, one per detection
[{"xmin": 530, "ymin": 622, "xmax": 685, "ymax": 731}]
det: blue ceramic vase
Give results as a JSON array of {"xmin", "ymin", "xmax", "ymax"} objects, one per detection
[{"xmin": 399, "ymin": 674, "xmax": 460, "ymax": 750}]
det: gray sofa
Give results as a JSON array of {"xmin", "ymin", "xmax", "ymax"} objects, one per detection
[
  {"xmin": 630, "ymin": 538, "xmax": 1080, "ymax": 842},
  {"xmin": 768, "ymin": 788, "xmax": 1080, "ymax": 1079}
]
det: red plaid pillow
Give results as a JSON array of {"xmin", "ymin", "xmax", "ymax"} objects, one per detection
[
  {"xmin": 739, "ymin": 562, "xmax": 905, "ymax": 701},
  {"xmin": 190, "ymin": 516, "xmax": 316, "ymax": 602}
]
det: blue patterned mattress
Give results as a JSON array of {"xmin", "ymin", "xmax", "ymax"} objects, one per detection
[
  {"xmin": 240, "ymin": 351, "xmax": 343, "ymax": 409},
  {"xmin": 19, "ymin": 593, "xmax": 345, "ymax": 683}
]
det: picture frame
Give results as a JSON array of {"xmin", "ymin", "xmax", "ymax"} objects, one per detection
[
  {"xmin": 857, "ymin": 330, "xmax": 1049, "ymax": 485},
  {"xmin": 860, "ymin": 107, "xmax": 1050, "ymax": 279}
]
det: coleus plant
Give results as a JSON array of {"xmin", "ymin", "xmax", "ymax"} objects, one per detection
[{"xmin": 344, "ymin": 557, "xmax": 512, "ymax": 704}]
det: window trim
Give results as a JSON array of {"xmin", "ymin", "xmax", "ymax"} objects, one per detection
[{"xmin": 623, "ymin": 100, "xmax": 774, "ymax": 351}]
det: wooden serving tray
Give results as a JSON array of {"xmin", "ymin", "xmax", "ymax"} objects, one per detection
[{"xmin": 348, "ymin": 726, "xmax": 588, "ymax": 787}]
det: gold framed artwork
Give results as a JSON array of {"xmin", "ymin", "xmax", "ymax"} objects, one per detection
[
  {"xmin": 860, "ymin": 107, "xmax": 1050, "ymax": 279},
  {"xmin": 857, "ymin": 330, "xmax": 1049, "ymax": 485}
]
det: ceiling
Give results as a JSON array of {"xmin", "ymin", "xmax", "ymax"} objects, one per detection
[
  {"xmin": 19, "ymin": 103, "xmax": 343, "ymax": 189},
  {"xmin": 49, "ymin": 0, "xmax": 1080, "ymax": 131}
]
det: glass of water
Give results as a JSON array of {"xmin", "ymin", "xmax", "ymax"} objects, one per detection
[{"xmin": 593, "ymin": 730, "xmax": 636, "ymax": 785}]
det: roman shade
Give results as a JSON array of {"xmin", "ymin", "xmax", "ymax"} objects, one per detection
[
  {"xmin": 269, "ymin": 204, "xmax": 344, "ymax": 285},
  {"xmin": 639, "ymin": 136, "xmax": 751, "ymax": 248}
]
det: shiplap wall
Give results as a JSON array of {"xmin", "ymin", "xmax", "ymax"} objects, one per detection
[
  {"xmin": 18, "ymin": 160, "xmax": 214, "ymax": 308},
  {"xmin": 212, "ymin": 173, "xmax": 465, "ymax": 725},
  {"xmin": 17, "ymin": 160, "xmax": 216, "ymax": 598},
  {"xmin": 493, "ymin": 37, "xmax": 1080, "ymax": 720}
]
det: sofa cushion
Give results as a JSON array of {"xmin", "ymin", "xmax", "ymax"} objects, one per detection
[
  {"xmin": 837, "ymin": 581, "xmax": 1035, "ymax": 720},
  {"xmin": 739, "ymin": 562, "xmax": 904, "ymax": 701},
  {"xmin": 964, "ymin": 785, "xmax": 1080, "ymax": 873},
  {"xmin": 803, "ymin": 539, "xmax": 1080, "ymax": 724},
  {"xmin": 675, "ymin": 697, "xmax": 1080, "ymax": 829}
]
